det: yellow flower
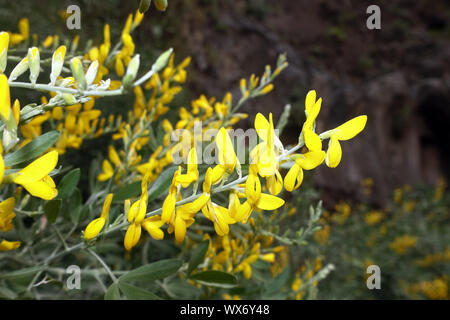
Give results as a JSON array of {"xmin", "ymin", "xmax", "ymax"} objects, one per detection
[
  {"xmin": 302, "ymin": 90, "xmax": 322, "ymax": 151},
  {"xmin": 323, "ymin": 115, "xmax": 367, "ymax": 168},
  {"xmin": 13, "ymin": 151, "xmax": 59, "ymax": 200},
  {"xmin": 251, "ymin": 113, "xmax": 283, "ymax": 177},
  {"xmin": 84, "ymin": 193, "xmax": 114, "ymax": 240},
  {"xmin": 18, "ymin": 18, "xmax": 29, "ymax": 39},
  {"xmin": 161, "ymin": 167, "xmax": 182, "ymax": 223},
  {"xmin": 124, "ymin": 174, "xmax": 150, "ymax": 250},
  {"xmin": 142, "ymin": 215, "xmax": 165, "ymax": 240},
  {"xmin": 0, "ymin": 197, "xmax": 20, "ymax": 252},
  {"xmin": 0, "ymin": 197, "xmax": 16, "ymax": 232},
  {"xmin": 175, "ymin": 146, "xmax": 198, "ymax": 188},
  {"xmin": 0, "ymin": 74, "xmax": 11, "ymax": 122},
  {"xmin": 365, "ymin": 211, "xmax": 383, "ymax": 226},
  {"xmin": 234, "ymin": 165, "xmax": 285, "ymax": 223},
  {"xmin": 212, "ymin": 127, "xmax": 239, "ymax": 184},
  {"xmin": 389, "ymin": 235, "xmax": 417, "ymax": 255},
  {"xmin": 0, "ymin": 240, "xmax": 21, "ymax": 252},
  {"xmin": 42, "ymin": 35, "xmax": 53, "ymax": 48},
  {"xmin": 0, "ymin": 32, "xmax": 9, "ymax": 73},
  {"xmin": 284, "ymin": 151, "xmax": 325, "ymax": 192}
]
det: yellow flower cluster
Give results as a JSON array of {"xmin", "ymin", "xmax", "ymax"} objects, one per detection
[
  {"xmin": 202, "ymin": 233, "xmax": 286, "ymax": 280},
  {"xmin": 87, "ymin": 86, "xmax": 367, "ymax": 251},
  {"xmin": 409, "ymin": 277, "xmax": 449, "ymax": 300},
  {"xmin": 389, "ymin": 234, "xmax": 418, "ymax": 255},
  {"xmin": 0, "ymin": 74, "xmax": 60, "ymax": 251},
  {"xmin": 416, "ymin": 248, "xmax": 450, "ymax": 267}
]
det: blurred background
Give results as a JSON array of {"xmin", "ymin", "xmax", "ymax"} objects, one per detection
[{"xmin": 1, "ymin": 0, "xmax": 449, "ymax": 207}]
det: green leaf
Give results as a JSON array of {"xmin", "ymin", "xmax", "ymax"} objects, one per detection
[
  {"xmin": 147, "ymin": 166, "xmax": 177, "ymax": 201},
  {"xmin": 187, "ymin": 240, "xmax": 209, "ymax": 275},
  {"xmin": 104, "ymin": 283, "xmax": 121, "ymax": 300},
  {"xmin": 113, "ymin": 181, "xmax": 141, "ymax": 202},
  {"xmin": 118, "ymin": 282, "xmax": 162, "ymax": 300},
  {"xmin": 77, "ymin": 204, "xmax": 91, "ymax": 224},
  {"xmin": 57, "ymin": 168, "xmax": 81, "ymax": 199},
  {"xmin": 0, "ymin": 286, "xmax": 17, "ymax": 299},
  {"xmin": 4, "ymin": 131, "xmax": 60, "ymax": 167},
  {"xmin": 189, "ymin": 271, "xmax": 238, "ymax": 288},
  {"xmin": 68, "ymin": 188, "xmax": 83, "ymax": 224},
  {"xmin": 44, "ymin": 199, "xmax": 62, "ymax": 224},
  {"xmin": 265, "ymin": 266, "xmax": 290, "ymax": 296},
  {"xmin": 119, "ymin": 258, "xmax": 182, "ymax": 283},
  {"xmin": 0, "ymin": 266, "xmax": 44, "ymax": 281}
]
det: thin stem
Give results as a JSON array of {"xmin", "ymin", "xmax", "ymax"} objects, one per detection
[
  {"xmin": 9, "ymin": 81, "xmax": 124, "ymax": 97},
  {"xmin": 88, "ymin": 249, "xmax": 118, "ymax": 284}
]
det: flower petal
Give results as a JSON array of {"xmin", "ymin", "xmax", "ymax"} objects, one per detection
[
  {"xmin": 334, "ymin": 115, "xmax": 367, "ymax": 141},
  {"xmin": 84, "ymin": 217, "xmax": 106, "ymax": 240},
  {"xmin": 13, "ymin": 151, "xmax": 58, "ymax": 185},
  {"xmin": 304, "ymin": 128, "xmax": 322, "ymax": 151},
  {"xmin": 299, "ymin": 150, "xmax": 325, "ymax": 170},
  {"xmin": 325, "ymin": 137, "xmax": 342, "ymax": 168},
  {"xmin": 256, "ymin": 193, "xmax": 285, "ymax": 210}
]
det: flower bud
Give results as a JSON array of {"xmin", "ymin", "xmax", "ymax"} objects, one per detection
[
  {"xmin": 122, "ymin": 54, "xmax": 140, "ymax": 89},
  {"xmin": 139, "ymin": 0, "xmax": 151, "ymax": 13},
  {"xmin": 50, "ymin": 45, "xmax": 66, "ymax": 85},
  {"xmin": 153, "ymin": 48, "xmax": 173, "ymax": 73},
  {"xmin": 0, "ymin": 32, "xmax": 9, "ymax": 73},
  {"xmin": 154, "ymin": 0, "xmax": 168, "ymax": 11},
  {"xmin": 2, "ymin": 128, "xmax": 18, "ymax": 151},
  {"xmin": 62, "ymin": 93, "xmax": 77, "ymax": 105},
  {"xmin": 85, "ymin": 60, "xmax": 99, "ymax": 86},
  {"xmin": 27, "ymin": 47, "xmax": 40, "ymax": 85},
  {"xmin": 9, "ymin": 56, "xmax": 29, "ymax": 82},
  {"xmin": 70, "ymin": 57, "xmax": 87, "ymax": 90}
]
